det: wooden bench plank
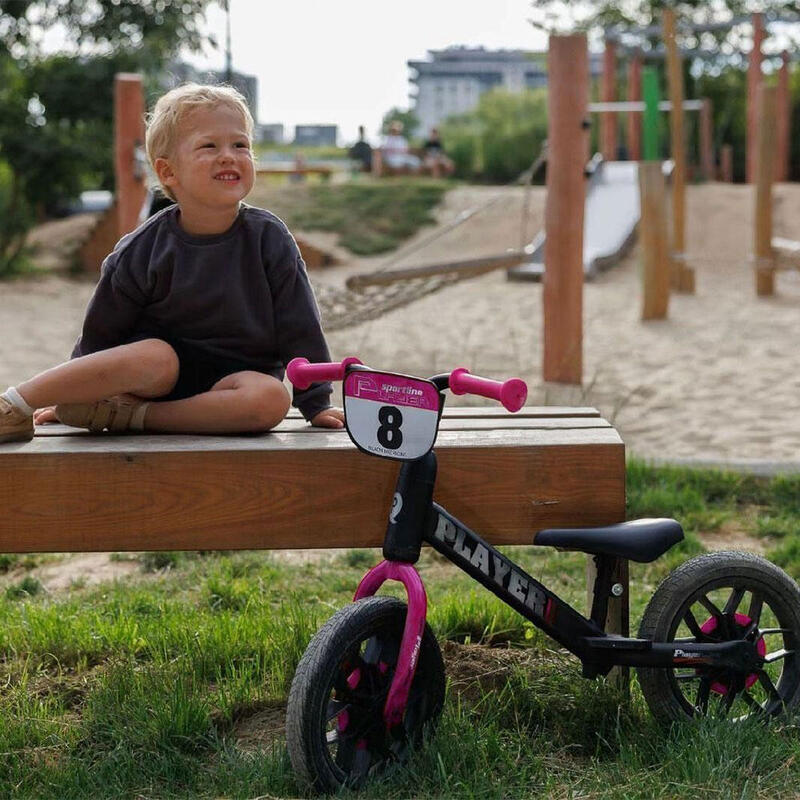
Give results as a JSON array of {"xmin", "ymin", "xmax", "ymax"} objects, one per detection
[{"xmin": 0, "ymin": 409, "xmax": 625, "ymax": 553}]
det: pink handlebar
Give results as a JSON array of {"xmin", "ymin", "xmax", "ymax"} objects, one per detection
[
  {"xmin": 286, "ymin": 356, "xmax": 362, "ymax": 390},
  {"xmin": 449, "ymin": 367, "xmax": 527, "ymax": 413}
]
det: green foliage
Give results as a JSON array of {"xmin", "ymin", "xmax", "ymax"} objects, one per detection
[
  {"xmin": 248, "ymin": 179, "xmax": 450, "ymax": 255},
  {"xmin": 5, "ymin": 575, "xmax": 42, "ymax": 600},
  {"xmin": 440, "ymin": 88, "xmax": 548, "ymax": 183},
  {"xmin": 0, "ymin": 0, "xmax": 215, "ymax": 276},
  {"xmin": 381, "ymin": 106, "xmax": 420, "ymax": 139}
]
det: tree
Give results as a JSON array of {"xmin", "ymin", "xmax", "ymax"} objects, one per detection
[
  {"xmin": 528, "ymin": 1, "xmax": 800, "ymax": 65},
  {"xmin": 0, "ymin": 0, "xmax": 216, "ymax": 275},
  {"xmin": 440, "ymin": 89, "xmax": 548, "ymax": 183},
  {"xmin": 380, "ymin": 107, "xmax": 421, "ymax": 140}
]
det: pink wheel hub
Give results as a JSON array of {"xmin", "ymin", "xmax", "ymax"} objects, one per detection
[{"xmin": 699, "ymin": 612, "xmax": 766, "ymax": 695}]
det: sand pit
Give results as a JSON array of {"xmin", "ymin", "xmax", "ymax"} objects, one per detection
[{"xmin": 2, "ymin": 183, "xmax": 799, "ymax": 467}]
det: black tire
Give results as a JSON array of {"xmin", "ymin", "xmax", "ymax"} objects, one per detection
[
  {"xmin": 637, "ymin": 551, "xmax": 800, "ymax": 725},
  {"xmin": 286, "ymin": 596, "xmax": 445, "ymax": 794}
]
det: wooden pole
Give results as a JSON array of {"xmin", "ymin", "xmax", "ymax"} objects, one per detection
[
  {"xmin": 700, "ymin": 98, "xmax": 714, "ymax": 181},
  {"xmin": 663, "ymin": 9, "xmax": 694, "ymax": 294},
  {"xmin": 747, "ymin": 13, "xmax": 765, "ymax": 184},
  {"xmin": 720, "ymin": 144, "xmax": 733, "ymax": 182},
  {"xmin": 639, "ymin": 163, "xmax": 670, "ymax": 319},
  {"xmin": 543, "ymin": 34, "xmax": 587, "ymax": 385},
  {"xmin": 601, "ymin": 40, "xmax": 617, "ymax": 161},
  {"xmin": 755, "ymin": 86, "xmax": 777, "ymax": 296},
  {"xmin": 114, "ymin": 73, "xmax": 146, "ymax": 240},
  {"xmin": 776, "ymin": 52, "xmax": 790, "ymax": 183},
  {"xmin": 627, "ymin": 53, "xmax": 643, "ymax": 161}
]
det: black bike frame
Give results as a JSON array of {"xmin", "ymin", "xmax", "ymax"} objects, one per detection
[{"xmin": 381, "ymin": 451, "xmax": 764, "ymax": 678}]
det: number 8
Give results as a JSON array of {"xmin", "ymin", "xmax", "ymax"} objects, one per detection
[{"xmin": 377, "ymin": 406, "xmax": 403, "ymax": 449}]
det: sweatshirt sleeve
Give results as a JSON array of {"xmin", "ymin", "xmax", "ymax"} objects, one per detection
[
  {"xmin": 268, "ymin": 232, "xmax": 333, "ymax": 421},
  {"xmin": 71, "ymin": 249, "xmax": 148, "ymax": 358}
]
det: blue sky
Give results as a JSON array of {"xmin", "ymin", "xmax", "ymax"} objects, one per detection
[{"xmin": 181, "ymin": 0, "xmax": 550, "ymax": 144}]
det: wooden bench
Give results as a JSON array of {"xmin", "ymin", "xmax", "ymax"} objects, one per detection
[
  {"xmin": 0, "ymin": 407, "xmax": 624, "ymax": 554},
  {"xmin": 255, "ymin": 166, "xmax": 332, "ymax": 181}
]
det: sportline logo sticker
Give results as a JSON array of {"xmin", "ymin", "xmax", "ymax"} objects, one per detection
[{"xmin": 344, "ymin": 371, "xmax": 440, "ymax": 461}]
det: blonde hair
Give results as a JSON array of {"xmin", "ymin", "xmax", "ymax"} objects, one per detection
[{"xmin": 145, "ymin": 83, "xmax": 255, "ymax": 200}]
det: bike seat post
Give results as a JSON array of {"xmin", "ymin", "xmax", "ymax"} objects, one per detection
[
  {"xmin": 383, "ymin": 451, "xmax": 438, "ymax": 563},
  {"xmin": 589, "ymin": 554, "xmax": 621, "ymax": 630}
]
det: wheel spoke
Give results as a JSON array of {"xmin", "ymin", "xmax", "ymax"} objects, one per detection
[
  {"xmin": 759, "ymin": 628, "xmax": 793, "ymax": 636},
  {"xmin": 683, "ymin": 608, "xmax": 705, "ymax": 639},
  {"xmin": 695, "ymin": 676, "xmax": 712, "ymax": 714},
  {"xmin": 763, "ymin": 648, "xmax": 794, "ymax": 664},
  {"xmin": 747, "ymin": 594, "xmax": 764, "ymax": 628},
  {"xmin": 699, "ymin": 594, "xmax": 724, "ymax": 620},
  {"xmin": 756, "ymin": 670, "xmax": 782, "ymax": 704},
  {"xmin": 741, "ymin": 690, "xmax": 764, "ymax": 713},
  {"xmin": 720, "ymin": 685, "xmax": 738, "ymax": 717},
  {"xmin": 723, "ymin": 586, "xmax": 746, "ymax": 616},
  {"xmin": 325, "ymin": 699, "xmax": 351, "ymax": 722}
]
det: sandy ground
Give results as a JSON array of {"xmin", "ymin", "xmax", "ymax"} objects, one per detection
[{"xmin": 3, "ymin": 183, "xmax": 800, "ymax": 466}]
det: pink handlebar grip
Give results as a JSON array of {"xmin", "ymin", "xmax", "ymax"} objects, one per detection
[
  {"xmin": 286, "ymin": 356, "xmax": 362, "ymax": 390},
  {"xmin": 449, "ymin": 367, "xmax": 528, "ymax": 412}
]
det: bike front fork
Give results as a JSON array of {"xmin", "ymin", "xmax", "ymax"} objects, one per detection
[{"xmin": 354, "ymin": 560, "xmax": 428, "ymax": 729}]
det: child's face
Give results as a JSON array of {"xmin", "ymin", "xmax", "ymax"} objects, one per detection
[{"xmin": 156, "ymin": 105, "xmax": 255, "ymax": 215}]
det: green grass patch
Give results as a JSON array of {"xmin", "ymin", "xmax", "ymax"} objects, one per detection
[
  {"xmin": 247, "ymin": 178, "xmax": 451, "ymax": 255},
  {"xmin": 1, "ymin": 462, "xmax": 800, "ymax": 796}
]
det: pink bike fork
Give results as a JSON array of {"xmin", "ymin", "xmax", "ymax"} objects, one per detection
[{"xmin": 353, "ymin": 560, "xmax": 428, "ymax": 729}]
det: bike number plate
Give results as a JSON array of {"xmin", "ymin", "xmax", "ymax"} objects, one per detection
[{"xmin": 343, "ymin": 370, "xmax": 441, "ymax": 461}]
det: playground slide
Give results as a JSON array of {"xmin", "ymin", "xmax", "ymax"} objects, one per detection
[{"xmin": 507, "ymin": 157, "xmax": 640, "ymax": 281}]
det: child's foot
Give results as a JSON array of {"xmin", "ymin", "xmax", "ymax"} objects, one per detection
[
  {"xmin": 0, "ymin": 395, "xmax": 34, "ymax": 443},
  {"xmin": 55, "ymin": 395, "xmax": 148, "ymax": 433}
]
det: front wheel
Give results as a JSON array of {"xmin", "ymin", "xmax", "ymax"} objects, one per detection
[
  {"xmin": 286, "ymin": 596, "xmax": 445, "ymax": 794},
  {"xmin": 637, "ymin": 551, "xmax": 800, "ymax": 725}
]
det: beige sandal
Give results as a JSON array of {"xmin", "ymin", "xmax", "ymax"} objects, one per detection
[{"xmin": 56, "ymin": 396, "xmax": 147, "ymax": 433}]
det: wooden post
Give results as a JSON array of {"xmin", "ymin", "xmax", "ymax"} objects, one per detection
[
  {"xmin": 700, "ymin": 98, "xmax": 714, "ymax": 181},
  {"xmin": 639, "ymin": 163, "xmax": 670, "ymax": 319},
  {"xmin": 601, "ymin": 40, "xmax": 617, "ymax": 161},
  {"xmin": 663, "ymin": 9, "xmax": 694, "ymax": 294},
  {"xmin": 720, "ymin": 144, "xmax": 733, "ymax": 182},
  {"xmin": 543, "ymin": 35, "xmax": 588, "ymax": 385},
  {"xmin": 114, "ymin": 73, "xmax": 146, "ymax": 240},
  {"xmin": 776, "ymin": 52, "xmax": 790, "ymax": 182},
  {"xmin": 627, "ymin": 53, "xmax": 643, "ymax": 161},
  {"xmin": 755, "ymin": 86, "xmax": 777, "ymax": 296},
  {"xmin": 747, "ymin": 13, "xmax": 765, "ymax": 184}
]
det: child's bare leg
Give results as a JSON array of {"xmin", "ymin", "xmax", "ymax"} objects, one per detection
[
  {"xmin": 143, "ymin": 371, "xmax": 290, "ymax": 434},
  {"xmin": 16, "ymin": 339, "xmax": 178, "ymax": 409}
]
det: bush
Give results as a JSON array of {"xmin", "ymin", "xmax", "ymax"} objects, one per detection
[{"xmin": 440, "ymin": 88, "xmax": 548, "ymax": 183}]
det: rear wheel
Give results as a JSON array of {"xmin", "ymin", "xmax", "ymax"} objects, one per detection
[
  {"xmin": 637, "ymin": 551, "xmax": 800, "ymax": 725},
  {"xmin": 286, "ymin": 596, "xmax": 445, "ymax": 793}
]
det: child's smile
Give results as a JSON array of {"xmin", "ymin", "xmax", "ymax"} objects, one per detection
[{"xmin": 156, "ymin": 105, "xmax": 255, "ymax": 234}]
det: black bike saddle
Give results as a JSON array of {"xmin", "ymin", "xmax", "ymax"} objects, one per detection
[{"xmin": 534, "ymin": 518, "xmax": 684, "ymax": 562}]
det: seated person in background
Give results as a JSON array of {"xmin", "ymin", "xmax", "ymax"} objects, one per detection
[
  {"xmin": 379, "ymin": 120, "xmax": 421, "ymax": 172},
  {"xmin": 422, "ymin": 127, "xmax": 455, "ymax": 177},
  {"xmin": 348, "ymin": 125, "xmax": 373, "ymax": 172}
]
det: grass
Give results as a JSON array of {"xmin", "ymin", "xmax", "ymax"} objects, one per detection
[
  {"xmin": 247, "ymin": 177, "xmax": 451, "ymax": 255},
  {"xmin": 1, "ymin": 460, "xmax": 800, "ymax": 797}
]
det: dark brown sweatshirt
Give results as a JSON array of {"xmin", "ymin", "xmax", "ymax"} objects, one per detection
[{"xmin": 72, "ymin": 203, "xmax": 332, "ymax": 420}]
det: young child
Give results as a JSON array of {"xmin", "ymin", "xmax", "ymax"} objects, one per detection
[{"xmin": 0, "ymin": 83, "xmax": 343, "ymax": 443}]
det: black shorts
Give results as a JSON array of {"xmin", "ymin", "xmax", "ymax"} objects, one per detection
[{"xmin": 129, "ymin": 335, "xmax": 273, "ymax": 402}]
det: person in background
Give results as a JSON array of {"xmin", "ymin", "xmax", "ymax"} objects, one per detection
[
  {"xmin": 379, "ymin": 120, "xmax": 421, "ymax": 172},
  {"xmin": 422, "ymin": 127, "xmax": 454, "ymax": 178},
  {"xmin": 348, "ymin": 125, "xmax": 373, "ymax": 172}
]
